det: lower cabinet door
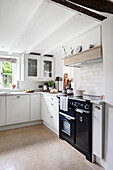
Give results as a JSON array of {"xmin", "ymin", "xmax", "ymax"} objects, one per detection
[
  {"xmin": 6, "ymin": 95, "xmax": 29, "ymax": 125},
  {"xmin": 0, "ymin": 96, "xmax": 5, "ymax": 126},
  {"xmin": 93, "ymin": 104, "xmax": 104, "ymax": 159},
  {"xmin": 46, "ymin": 110, "xmax": 58, "ymax": 130},
  {"xmin": 30, "ymin": 94, "xmax": 41, "ymax": 121},
  {"xmin": 41, "ymin": 95, "xmax": 46, "ymax": 122}
]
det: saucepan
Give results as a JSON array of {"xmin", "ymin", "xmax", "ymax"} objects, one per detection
[{"xmin": 74, "ymin": 90, "xmax": 85, "ymax": 96}]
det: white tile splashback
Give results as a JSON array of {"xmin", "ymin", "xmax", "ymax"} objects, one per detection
[
  {"xmin": 79, "ymin": 62, "xmax": 104, "ymax": 95},
  {"xmin": 19, "ymin": 81, "xmax": 44, "ymax": 90}
]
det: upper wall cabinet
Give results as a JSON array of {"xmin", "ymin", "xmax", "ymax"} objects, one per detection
[
  {"xmin": 41, "ymin": 57, "xmax": 54, "ymax": 81},
  {"xmin": 21, "ymin": 54, "xmax": 55, "ymax": 81},
  {"xmin": 25, "ymin": 54, "xmax": 40, "ymax": 81}
]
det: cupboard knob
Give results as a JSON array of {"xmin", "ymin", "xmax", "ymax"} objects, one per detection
[
  {"xmin": 79, "ymin": 117, "xmax": 83, "ymax": 122},
  {"xmin": 51, "ymin": 116, "xmax": 53, "ymax": 118},
  {"xmin": 16, "ymin": 96, "xmax": 20, "ymax": 98}
]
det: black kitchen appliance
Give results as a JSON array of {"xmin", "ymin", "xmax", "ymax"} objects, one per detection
[{"xmin": 58, "ymin": 96, "xmax": 92, "ymax": 162}]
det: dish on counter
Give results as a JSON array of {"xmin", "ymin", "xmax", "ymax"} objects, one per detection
[
  {"xmin": 50, "ymin": 88, "xmax": 58, "ymax": 93},
  {"xmin": 24, "ymin": 89, "xmax": 35, "ymax": 93}
]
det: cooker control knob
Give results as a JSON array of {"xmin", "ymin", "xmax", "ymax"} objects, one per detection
[
  {"xmin": 84, "ymin": 104, "xmax": 89, "ymax": 110},
  {"xmin": 74, "ymin": 102, "xmax": 78, "ymax": 107}
]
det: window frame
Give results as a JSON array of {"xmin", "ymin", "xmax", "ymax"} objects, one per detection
[{"xmin": 0, "ymin": 56, "xmax": 19, "ymax": 89}]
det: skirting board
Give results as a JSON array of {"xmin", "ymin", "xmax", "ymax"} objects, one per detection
[
  {"xmin": 43, "ymin": 121, "xmax": 59, "ymax": 135},
  {"xmin": 96, "ymin": 156, "xmax": 106, "ymax": 168},
  {"xmin": 0, "ymin": 120, "xmax": 43, "ymax": 131}
]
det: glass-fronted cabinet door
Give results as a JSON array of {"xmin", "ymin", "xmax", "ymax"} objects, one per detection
[
  {"xmin": 25, "ymin": 55, "xmax": 40, "ymax": 80},
  {"xmin": 41, "ymin": 57, "xmax": 54, "ymax": 81}
]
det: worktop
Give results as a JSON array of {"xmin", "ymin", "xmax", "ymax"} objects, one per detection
[
  {"xmin": 0, "ymin": 91, "xmax": 61, "ymax": 96},
  {"xmin": 0, "ymin": 91, "xmax": 40, "ymax": 96}
]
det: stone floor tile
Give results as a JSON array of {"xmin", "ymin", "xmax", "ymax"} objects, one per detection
[{"xmin": 0, "ymin": 125, "xmax": 104, "ymax": 170}]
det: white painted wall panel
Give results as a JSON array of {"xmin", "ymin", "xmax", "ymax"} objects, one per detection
[
  {"xmin": 102, "ymin": 16, "xmax": 113, "ymax": 170},
  {"xmin": 102, "ymin": 16, "xmax": 113, "ymax": 105}
]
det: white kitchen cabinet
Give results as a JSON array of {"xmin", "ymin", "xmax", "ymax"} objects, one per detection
[
  {"xmin": 21, "ymin": 54, "xmax": 55, "ymax": 81},
  {"xmin": 41, "ymin": 94, "xmax": 47, "ymax": 122},
  {"xmin": 25, "ymin": 54, "xmax": 40, "ymax": 81},
  {"xmin": 93, "ymin": 103, "xmax": 105, "ymax": 159},
  {"xmin": 44, "ymin": 95, "xmax": 59, "ymax": 131},
  {"xmin": 0, "ymin": 96, "xmax": 5, "ymax": 126},
  {"xmin": 30, "ymin": 94, "xmax": 41, "ymax": 121},
  {"xmin": 41, "ymin": 57, "xmax": 54, "ymax": 81},
  {"xmin": 21, "ymin": 54, "xmax": 40, "ymax": 81},
  {"xmin": 46, "ymin": 109, "xmax": 58, "ymax": 131},
  {"xmin": 6, "ymin": 95, "xmax": 29, "ymax": 125}
]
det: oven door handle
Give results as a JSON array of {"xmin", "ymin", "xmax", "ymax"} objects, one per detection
[
  {"xmin": 64, "ymin": 116, "xmax": 71, "ymax": 120},
  {"xmin": 60, "ymin": 112, "xmax": 75, "ymax": 120}
]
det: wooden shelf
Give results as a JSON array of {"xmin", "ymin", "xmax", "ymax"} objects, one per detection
[{"xmin": 62, "ymin": 45, "xmax": 102, "ymax": 66}]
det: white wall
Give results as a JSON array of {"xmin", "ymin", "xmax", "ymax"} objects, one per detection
[
  {"xmin": 67, "ymin": 26, "xmax": 101, "ymax": 52},
  {"xmin": 102, "ymin": 16, "xmax": 113, "ymax": 170},
  {"xmin": 55, "ymin": 26, "xmax": 104, "ymax": 95}
]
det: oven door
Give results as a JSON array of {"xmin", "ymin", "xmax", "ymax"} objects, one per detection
[{"xmin": 59, "ymin": 112, "xmax": 75, "ymax": 143}]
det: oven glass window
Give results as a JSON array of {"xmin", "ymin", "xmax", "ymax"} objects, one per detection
[{"xmin": 62, "ymin": 119, "xmax": 71, "ymax": 136}]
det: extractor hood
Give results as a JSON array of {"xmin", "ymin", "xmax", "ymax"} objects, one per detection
[{"xmin": 62, "ymin": 46, "xmax": 102, "ymax": 67}]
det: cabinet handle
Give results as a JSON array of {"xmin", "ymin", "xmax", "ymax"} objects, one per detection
[
  {"xmin": 95, "ymin": 106, "xmax": 100, "ymax": 110},
  {"xmin": 51, "ymin": 103, "xmax": 53, "ymax": 106},
  {"xmin": 16, "ymin": 96, "xmax": 20, "ymax": 98},
  {"xmin": 51, "ymin": 116, "xmax": 53, "ymax": 118},
  {"xmin": 51, "ymin": 98, "xmax": 53, "ymax": 100}
]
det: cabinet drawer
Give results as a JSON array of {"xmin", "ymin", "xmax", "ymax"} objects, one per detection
[
  {"xmin": 47, "ymin": 112, "xmax": 58, "ymax": 130},
  {"xmin": 7, "ymin": 95, "xmax": 27, "ymax": 100},
  {"xmin": 46, "ymin": 100, "xmax": 58, "ymax": 116},
  {"xmin": 47, "ymin": 100, "xmax": 56, "ymax": 109},
  {"xmin": 45, "ymin": 95, "xmax": 57, "ymax": 102},
  {"xmin": 93, "ymin": 104, "xmax": 102, "ymax": 114}
]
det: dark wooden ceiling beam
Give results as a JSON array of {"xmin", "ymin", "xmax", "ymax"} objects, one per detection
[
  {"xmin": 51, "ymin": 0, "xmax": 106, "ymax": 21},
  {"xmin": 68, "ymin": 0, "xmax": 113, "ymax": 14}
]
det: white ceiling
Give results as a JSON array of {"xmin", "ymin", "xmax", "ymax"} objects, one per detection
[{"xmin": 0, "ymin": 0, "xmax": 101, "ymax": 55}]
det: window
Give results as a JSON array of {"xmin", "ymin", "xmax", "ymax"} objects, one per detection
[{"xmin": 0, "ymin": 57, "xmax": 18, "ymax": 88}]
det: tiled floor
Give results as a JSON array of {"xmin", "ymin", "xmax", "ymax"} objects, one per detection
[{"xmin": 0, "ymin": 124, "xmax": 104, "ymax": 170}]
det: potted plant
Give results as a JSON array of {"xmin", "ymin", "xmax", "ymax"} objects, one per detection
[{"xmin": 48, "ymin": 80, "xmax": 54, "ymax": 90}]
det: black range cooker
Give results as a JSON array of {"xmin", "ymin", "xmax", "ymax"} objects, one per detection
[{"xmin": 59, "ymin": 96, "xmax": 92, "ymax": 161}]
